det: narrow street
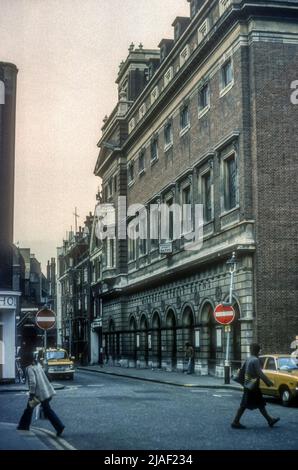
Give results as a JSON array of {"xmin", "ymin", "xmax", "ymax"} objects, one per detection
[{"xmin": 1, "ymin": 371, "xmax": 297, "ymax": 450}]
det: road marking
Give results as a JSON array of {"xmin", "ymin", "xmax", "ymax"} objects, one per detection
[
  {"xmin": 33, "ymin": 427, "xmax": 77, "ymax": 451},
  {"xmin": 87, "ymin": 384, "xmax": 104, "ymax": 387}
]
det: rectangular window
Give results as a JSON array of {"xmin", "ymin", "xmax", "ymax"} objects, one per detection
[
  {"xmin": 180, "ymin": 106, "xmax": 190, "ymax": 130},
  {"xmin": 151, "ymin": 138, "xmax": 158, "ymax": 162},
  {"xmin": 202, "ymin": 171, "xmax": 212, "ymax": 222},
  {"xmin": 104, "ymin": 185, "xmax": 108, "ymax": 202},
  {"xmin": 164, "ymin": 122, "xmax": 173, "ymax": 149},
  {"xmin": 108, "ymin": 179, "xmax": 113, "ymax": 198},
  {"xmin": 182, "ymin": 186, "xmax": 192, "ymax": 233},
  {"xmin": 107, "ymin": 238, "xmax": 115, "ymax": 268},
  {"xmin": 167, "ymin": 197, "xmax": 174, "ymax": 241},
  {"xmin": 128, "ymin": 161, "xmax": 134, "ymax": 184},
  {"xmin": 128, "ymin": 221, "xmax": 137, "ymax": 261},
  {"xmin": 199, "ymin": 84, "xmax": 210, "ymax": 111},
  {"xmin": 221, "ymin": 60, "xmax": 233, "ymax": 89},
  {"xmin": 224, "ymin": 155, "xmax": 237, "ymax": 211},
  {"xmin": 139, "ymin": 151, "xmax": 145, "ymax": 173},
  {"xmin": 84, "ymin": 267, "xmax": 88, "ymax": 283},
  {"xmin": 139, "ymin": 211, "xmax": 147, "ymax": 256},
  {"xmin": 150, "ymin": 204, "xmax": 159, "ymax": 250}
]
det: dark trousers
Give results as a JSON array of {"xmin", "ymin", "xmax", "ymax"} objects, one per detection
[{"xmin": 18, "ymin": 398, "xmax": 64, "ymax": 433}]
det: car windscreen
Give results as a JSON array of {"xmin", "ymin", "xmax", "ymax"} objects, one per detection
[
  {"xmin": 46, "ymin": 351, "xmax": 67, "ymax": 360},
  {"xmin": 278, "ymin": 357, "xmax": 298, "ymax": 370}
]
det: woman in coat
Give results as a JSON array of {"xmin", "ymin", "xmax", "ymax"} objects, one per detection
[
  {"xmin": 17, "ymin": 351, "xmax": 65, "ymax": 436},
  {"xmin": 231, "ymin": 343, "xmax": 280, "ymax": 429}
]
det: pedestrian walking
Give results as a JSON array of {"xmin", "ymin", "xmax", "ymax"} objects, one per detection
[
  {"xmin": 231, "ymin": 343, "xmax": 280, "ymax": 429},
  {"xmin": 185, "ymin": 342, "xmax": 195, "ymax": 375},
  {"xmin": 17, "ymin": 351, "xmax": 65, "ymax": 436}
]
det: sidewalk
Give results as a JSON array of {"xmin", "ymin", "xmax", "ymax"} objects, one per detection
[
  {"xmin": 0, "ymin": 382, "xmax": 65, "ymax": 393},
  {"xmin": 0, "ymin": 422, "xmax": 49, "ymax": 450},
  {"xmin": 78, "ymin": 364, "xmax": 242, "ymax": 391}
]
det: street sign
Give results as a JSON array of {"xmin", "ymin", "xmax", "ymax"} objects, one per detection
[
  {"xmin": 159, "ymin": 241, "xmax": 173, "ymax": 254},
  {"xmin": 213, "ymin": 303, "xmax": 235, "ymax": 325},
  {"xmin": 36, "ymin": 308, "xmax": 56, "ymax": 330}
]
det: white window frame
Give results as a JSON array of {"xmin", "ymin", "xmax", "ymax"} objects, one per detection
[
  {"xmin": 128, "ymin": 160, "xmax": 135, "ymax": 185},
  {"xmin": 198, "ymin": 82, "xmax": 210, "ymax": 118},
  {"xmin": 164, "ymin": 121, "xmax": 173, "ymax": 151},
  {"xmin": 180, "ymin": 105, "xmax": 190, "ymax": 136},
  {"xmin": 199, "ymin": 167, "xmax": 214, "ymax": 223},
  {"xmin": 180, "ymin": 183, "xmax": 193, "ymax": 236},
  {"xmin": 151, "ymin": 138, "xmax": 159, "ymax": 163},
  {"xmin": 220, "ymin": 58, "xmax": 234, "ymax": 97},
  {"xmin": 107, "ymin": 238, "xmax": 116, "ymax": 268}
]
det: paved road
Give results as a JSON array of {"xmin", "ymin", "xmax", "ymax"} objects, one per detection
[{"xmin": 0, "ymin": 370, "xmax": 297, "ymax": 450}]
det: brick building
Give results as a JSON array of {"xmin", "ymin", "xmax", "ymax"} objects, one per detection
[
  {"xmin": 0, "ymin": 62, "xmax": 20, "ymax": 382},
  {"xmin": 57, "ymin": 214, "xmax": 93, "ymax": 364},
  {"xmin": 93, "ymin": 0, "xmax": 298, "ymax": 376}
]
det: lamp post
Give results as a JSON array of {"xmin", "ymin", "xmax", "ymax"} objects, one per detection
[{"xmin": 224, "ymin": 252, "xmax": 237, "ymax": 384}]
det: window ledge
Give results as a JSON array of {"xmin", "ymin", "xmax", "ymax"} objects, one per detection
[
  {"xmin": 219, "ymin": 81, "xmax": 234, "ymax": 98},
  {"xmin": 179, "ymin": 124, "xmax": 190, "ymax": 138},
  {"xmin": 150, "ymin": 156, "xmax": 159, "ymax": 167},
  {"xmin": 164, "ymin": 142, "xmax": 173, "ymax": 153},
  {"xmin": 138, "ymin": 169, "xmax": 146, "ymax": 177},
  {"xmin": 219, "ymin": 205, "xmax": 240, "ymax": 218},
  {"xmin": 198, "ymin": 105, "xmax": 210, "ymax": 119},
  {"xmin": 128, "ymin": 179, "xmax": 135, "ymax": 188}
]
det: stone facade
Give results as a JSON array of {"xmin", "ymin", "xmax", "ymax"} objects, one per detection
[{"xmin": 92, "ymin": 1, "xmax": 298, "ymax": 375}]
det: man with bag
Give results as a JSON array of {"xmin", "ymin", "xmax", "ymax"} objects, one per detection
[
  {"xmin": 17, "ymin": 351, "xmax": 65, "ymax": 436},
  {"xmin": 231, "ymin": 343, "xmax": 280, "ymax": 429}
]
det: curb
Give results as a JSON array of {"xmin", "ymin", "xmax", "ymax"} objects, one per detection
[
  {"xmin": 78, "ymin": 367, "xmax": 242, "ymax": 391},
  {"xmin": 32, "ymin": 427, "xmax": 76, "ymax": 451},
  {"xmin": 0, "ymin": 383, "xmax": 66, "ymax": 393}
]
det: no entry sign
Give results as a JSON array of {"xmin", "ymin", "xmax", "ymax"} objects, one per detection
[
  {"xmin": 213, "ymin": 303, "xmax": 235, "ymax": 325},
  {"xmin": 36, "ymin": 308, "xmax": 56, "ymax": 330}
]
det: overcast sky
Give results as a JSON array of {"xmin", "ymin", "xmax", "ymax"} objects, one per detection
[{"xmin": 0, "ymin": 0, "xmax": 189, "ymax": 271}]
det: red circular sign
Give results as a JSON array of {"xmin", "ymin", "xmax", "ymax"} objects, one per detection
[
  {"xmin": 213, "ymin": 304, "xmax": 235, "ymax": 325},
  {"xmin": 36, "ymin": 308, "xmax": 56, "ymax": 330}
]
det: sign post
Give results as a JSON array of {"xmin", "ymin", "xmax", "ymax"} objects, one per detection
[
  {"xmin": 36, "ymin": 307, "xmax": 56, "ymax": 369},
  {"xmin": 214, "ymin": 303, "xmax": 235, "ymax": 384}
]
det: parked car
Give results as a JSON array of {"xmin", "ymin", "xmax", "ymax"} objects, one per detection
[
  {"xmin": 36, "ymin": 348, "xmax": 75, "ymax": 380},
  {"xmin": 259, "ymin": 355, "xmax": 298, "ymax": 406}
]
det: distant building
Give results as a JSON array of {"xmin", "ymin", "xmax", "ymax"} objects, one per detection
[
  {"xmin": 57, "ymin": 214, "xmax": 93, "ymax": 364},
  {"xmin": 0, "ymin": 62, "xmax": 19, "ymax": 383},
  {"xmin": 93, "ymin": 0, "xmax": 298, "ymax": 376},
  {"xmin": 16, "ymin": 249, "xmax": 53, "ymax": 350}
]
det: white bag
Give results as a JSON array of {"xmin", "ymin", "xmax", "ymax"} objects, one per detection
[
  {"xmin": 34, "ymin": 404, "xmax": 41, "ymax": 421},
  {"xmin": 34, "ymin": 404, "xmax": 46, "ymax": 420}
]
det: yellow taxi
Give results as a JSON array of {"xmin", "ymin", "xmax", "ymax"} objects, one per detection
[
  {"xmin": 37, "ymin": 348, "xmax": 75, "ymax": 380},
  {"xmin": 259, "ymin": 355, "xmax": 298, "ymax": 406}
]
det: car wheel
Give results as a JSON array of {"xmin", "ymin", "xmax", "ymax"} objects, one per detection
[{"xmin": 280, "ymin": 386, "xmax": 292, "ymax": 407}]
